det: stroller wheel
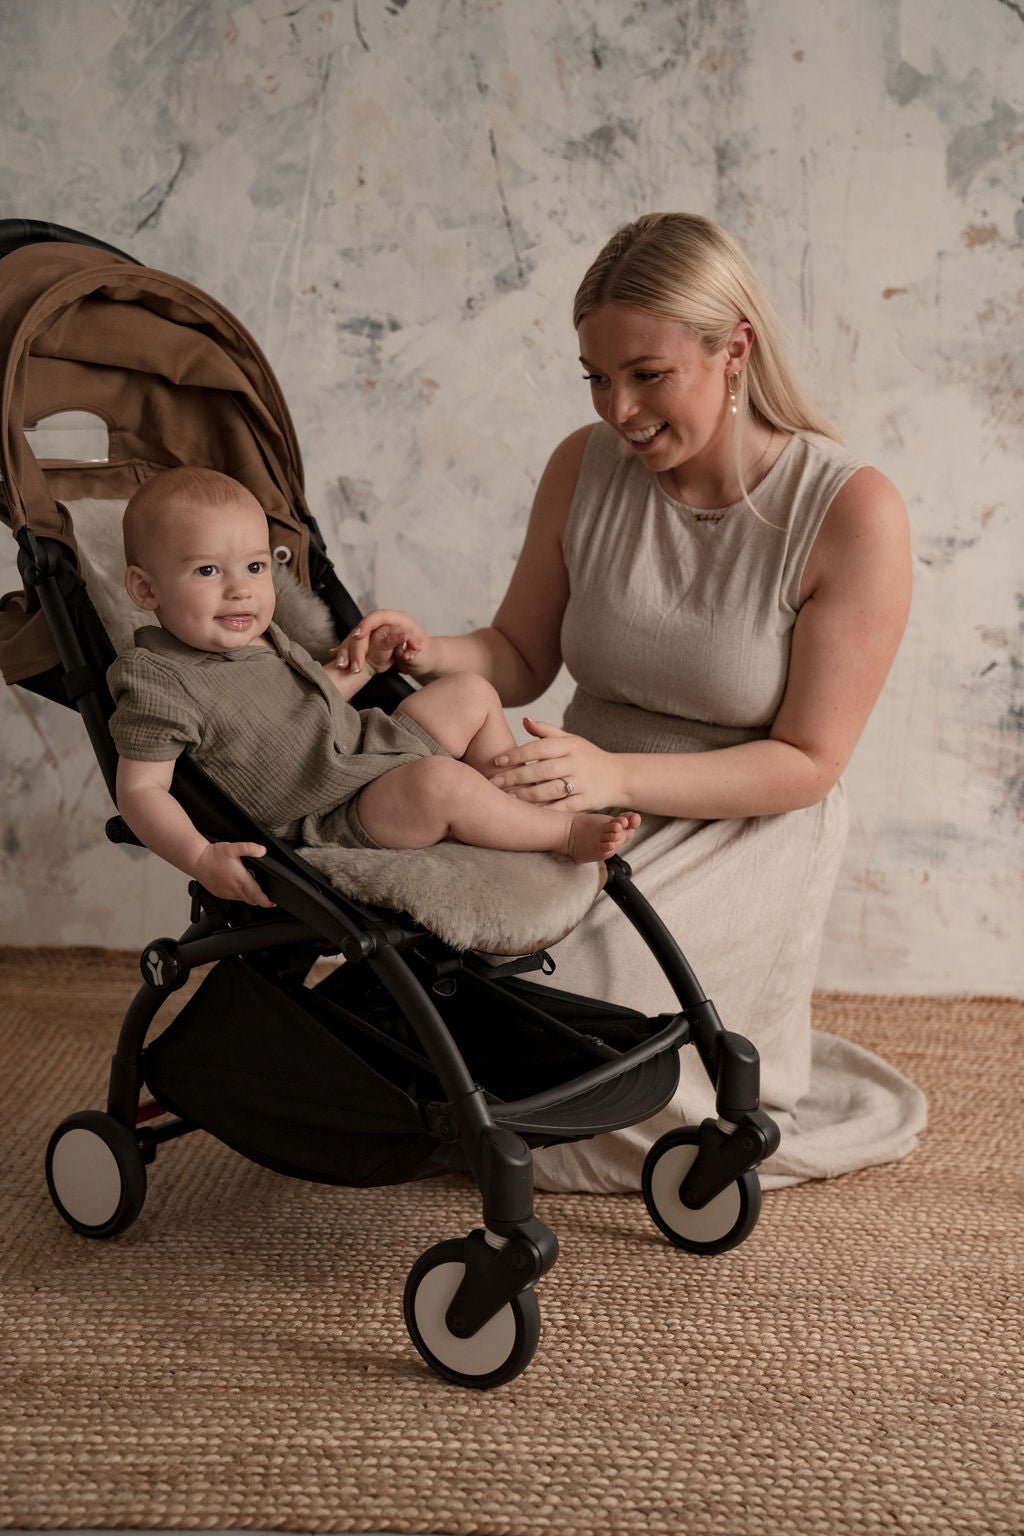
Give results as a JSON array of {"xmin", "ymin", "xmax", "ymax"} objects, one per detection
[
  {"xmin": 45, "ymin": 1111, "xmax": 147, "ymax": 1238},
  {"xmin": 643, "ymin": 1127, "xmax": 761, "ymax": 1255},
  {"xmin": 404, "ymin": 1238, "xmax": 541, "ymax": 1389}
]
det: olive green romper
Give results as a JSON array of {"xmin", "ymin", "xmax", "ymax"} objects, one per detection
[{"xmin": 107, "ymin": 621, "xmax": 446, "ymax": 849}]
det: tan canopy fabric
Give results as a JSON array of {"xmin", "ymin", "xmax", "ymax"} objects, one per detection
[{"xmin": 0, "ymin": 241, "xmax": 312, "ymax": 683}]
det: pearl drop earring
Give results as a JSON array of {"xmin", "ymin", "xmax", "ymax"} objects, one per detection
[{"xmin": 727, "ymin": 373, "xmax": 740, "ymax": 415}]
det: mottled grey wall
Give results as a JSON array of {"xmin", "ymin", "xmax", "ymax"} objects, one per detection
[{"xmin": 1, "ymin": 0, "xmax": 1021, "ymax": 992}]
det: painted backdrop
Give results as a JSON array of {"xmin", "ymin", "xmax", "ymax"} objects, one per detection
[{"xmin": 1, "ymin": 0, "xmax": 1021, "ymax": 992}]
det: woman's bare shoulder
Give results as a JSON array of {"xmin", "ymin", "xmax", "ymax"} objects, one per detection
[
  {"xmin": 543, "ymin": 422, "xmax": 599, "ymax": 477},
  {"xmin": 824, "ymin": 464, "xmax": 908, "ymax": 547},
  {"xmin": 802, "ymin": 463, "xmax": 911, "ymax": 601},
  {"xmin": 528, "ymin": 424, "xmax": 600, "ymax": 539}
]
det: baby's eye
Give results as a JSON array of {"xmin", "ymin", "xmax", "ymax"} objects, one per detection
[
  {"xmin": 248, "ymin": 561, "xmax": 267, "ymax": 575},
  {"xmin": 195, "ymin": 564, "xmax": 218, "ymax": 577}
]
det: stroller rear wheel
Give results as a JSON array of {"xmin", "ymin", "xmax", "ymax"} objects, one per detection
[
  {"xmin": 45, "ymin": 1110, "xmax": 147, "ymax": 1238},
  {"xmin": 643, "ymin": 1126, "xmax": 761, "ymax": 1255},
  {"xmin": 404, "ymin": 1237, "xmax": 541, "ymax": 1389}
]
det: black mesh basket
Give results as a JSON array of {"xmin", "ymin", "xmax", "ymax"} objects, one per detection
[{"xmin": 143, "ymin": 955, "xmax": 656, "ymax": 1188}]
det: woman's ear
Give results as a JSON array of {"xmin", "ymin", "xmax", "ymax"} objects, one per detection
[
  {"xmin": 125, "ymin": 564, "xmax": 159, "ymax": 610},
  {"xmin": 725, "ymin": 319, "xmax": 756, "ymax": 371}
]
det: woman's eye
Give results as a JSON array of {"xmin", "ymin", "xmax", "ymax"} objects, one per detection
[
  {"xmin": 635, "ymin": 371, "xmax": 662, "ymax": 383},
  {"xmin": 582, "ymin": 373, "xmax": 608, "ymax": 387}
]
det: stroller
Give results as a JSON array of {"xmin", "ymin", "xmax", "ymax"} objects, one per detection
[{"xmin": 0, "ymin": 220, "xmax": 780, "ymax": 1389}]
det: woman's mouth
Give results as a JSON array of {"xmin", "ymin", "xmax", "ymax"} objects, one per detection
[{"xmin": 625, "ymin": 422, "xmax": 668, "ymax": 450}]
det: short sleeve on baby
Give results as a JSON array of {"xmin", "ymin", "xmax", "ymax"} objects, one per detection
[{"xmin": 107, "ymin": 650, "xmax": 202, "ymax": 761}]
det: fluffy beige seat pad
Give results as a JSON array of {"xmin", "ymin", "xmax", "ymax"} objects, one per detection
[
  {"xmin": 300, "ymin": 841, "xmax": 602, "ymax": 955},
  {"xmin": 71, "ymin": 497, "xmax": 603, "ymax": 954}
]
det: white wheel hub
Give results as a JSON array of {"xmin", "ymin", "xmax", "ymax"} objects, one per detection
[
  {"xmin": 650, "ymin": 1140, "xmax": 742, "ymax": 1244},
  {"xmin": 413, "ymin": 1261, "xmax": 517, "ymax": 1376},
  {"xmin": 50, "ymin": 1127, "xmax": 124, "ymax": 1228}
]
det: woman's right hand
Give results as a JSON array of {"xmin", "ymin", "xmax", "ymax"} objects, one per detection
[{"xmin": 331, "ymin": 610, "xmax": 435, "ymax": 680}]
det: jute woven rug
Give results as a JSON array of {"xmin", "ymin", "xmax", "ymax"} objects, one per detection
[{"xmin": 0, "ymin": 946, "xmax": 1021, "ymax": 1536}]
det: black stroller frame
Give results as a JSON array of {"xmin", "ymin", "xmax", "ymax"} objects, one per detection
[{"xmin": 5, "ymin": 221, "xmax": 780, "ymax": 1389}]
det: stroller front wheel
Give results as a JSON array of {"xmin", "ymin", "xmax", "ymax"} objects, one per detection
[
  {"xmin": 643, "ymin": 1127, "xmax": 761, "ymax": 1255},
  {"xmin": 45, "ymin": 1110, "xmax": 147, "ymax": 1238},
  {"xmin": 404, "ymin": 1238, "xmax": 541, "ymax": 1389}
]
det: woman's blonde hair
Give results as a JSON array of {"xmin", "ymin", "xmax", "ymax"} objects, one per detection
[{"xmin": 574, "ymin": 213, "xmax": 840, "ymax": 523}]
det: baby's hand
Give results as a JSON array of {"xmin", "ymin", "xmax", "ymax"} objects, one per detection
[
  {"xmin": 194, "ymin": 842, "xmax": 274, "ymax": 908},
  {"xmin": 331, "ymin": 609, "xmax": 430, "ymax": 677},
  {"xmin": 364, "ymin": 623, "xmax": 407, "ymax": 674},
  {"xmin": 327, "ymin": 622, "xmax": 411, "ymax": 680}
]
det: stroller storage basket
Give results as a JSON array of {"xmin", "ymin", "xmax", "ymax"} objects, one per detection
[
  {"xmin": 145, "ymin": 958, "xmax": 441, "ymax": 1187},
  {"xmin": 143, "ymin": 955, "xmax": 682, "ymax": 1188}
]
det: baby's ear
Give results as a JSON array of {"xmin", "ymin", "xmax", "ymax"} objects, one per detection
[{"xmin": 125, "ymin": 564, "xmax": 159, "ymax": 610}]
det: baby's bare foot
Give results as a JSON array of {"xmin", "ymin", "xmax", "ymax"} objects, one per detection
[{"xmin": 565, "ymin": 811, "xmax": 640, "ymax": 864}]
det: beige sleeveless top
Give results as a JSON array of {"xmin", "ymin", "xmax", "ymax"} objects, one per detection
[{"xmin": 559, "ymin": 424, "xmax": 864, "ymax": 755}]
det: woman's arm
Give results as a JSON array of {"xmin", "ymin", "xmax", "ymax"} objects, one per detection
[
  {"xmin": 334, "ymin": 427, "xmax": 592, "ymax": 707},
  {"xmin": 615, "ymin": 467, "xmax": 913, "ymax": 817},
  {"xmin": 464, "ymin": 426, "xmax": 589, "ymax": 705}
]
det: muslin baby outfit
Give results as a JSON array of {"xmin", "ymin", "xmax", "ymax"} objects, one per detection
[
  {"xmin": 107, "ymin": 621, "xmax": 446, "ymax": 851},
  {"xmin": 530, "ymin": 423, "xmax": 926, "ymax": 1192}
]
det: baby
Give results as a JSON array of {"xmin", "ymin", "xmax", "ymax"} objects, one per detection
[{"xmin": 108, "ymin": 468, "xmax": 639, "ymax": 908}]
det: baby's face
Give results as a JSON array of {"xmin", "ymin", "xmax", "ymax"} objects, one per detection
[{"xmin": 128, "ymin": 495, "xmax": 276, "ymax": 652}]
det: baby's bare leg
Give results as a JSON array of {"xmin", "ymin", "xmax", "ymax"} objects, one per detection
[
  {"xmin": 395, "ymin": 673, "xmax": 514, "ymax": 779},
  {"xmin": 356, "ymin": 756, "xmax": 640, "ymax": 863}
]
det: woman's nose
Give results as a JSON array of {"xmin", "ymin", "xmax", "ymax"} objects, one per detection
[{"xmin": 607, "ymin": 381, "xmax": 636, "ymax": 426}]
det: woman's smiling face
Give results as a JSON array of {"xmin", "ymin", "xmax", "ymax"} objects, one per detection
[{"xmin": 577, "ymin": 302, "xmax": 737, "ymax": 471}]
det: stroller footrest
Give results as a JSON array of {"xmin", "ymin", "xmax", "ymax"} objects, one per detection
[{"xmin": 493, "ymin": 1051, "xmax": 680, "ymax": 1139}]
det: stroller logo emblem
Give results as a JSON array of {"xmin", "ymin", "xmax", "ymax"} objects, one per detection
[{"xmin": 145, "ymin": 949, "xmax": 167, "ymax": 987}]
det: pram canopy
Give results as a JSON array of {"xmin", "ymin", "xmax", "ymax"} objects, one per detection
[{"xmin": 0, "ymin": 239, "xmax": 314, "ymax": 684}]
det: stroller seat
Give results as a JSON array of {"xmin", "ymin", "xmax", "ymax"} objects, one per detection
[
  {"xmin": 0, "ymin": 222, "xmax": 780, "ymax": 1389},
  {"xmin": 55, "ymin": 489, "xmax": 607, "ymax": 957}
]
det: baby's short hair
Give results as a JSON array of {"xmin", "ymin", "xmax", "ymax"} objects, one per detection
[{"xmin": 123, "ymin": 468, "xmax": 258, "ymax": 568}]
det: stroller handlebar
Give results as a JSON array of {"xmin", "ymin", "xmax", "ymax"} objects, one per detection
[{"xmin": 0, "ymin": 218, "xmax": 141, "ymax": 264}]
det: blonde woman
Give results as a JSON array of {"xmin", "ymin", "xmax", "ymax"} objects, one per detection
[{"xmin": 335, "ymin": 213, "xmax": 926, "ymax": 1191}]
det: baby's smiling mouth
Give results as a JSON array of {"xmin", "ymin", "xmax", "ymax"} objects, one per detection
[{"xmin": 216, "ymin": 613, "xmax": 255, "ymax": 629}]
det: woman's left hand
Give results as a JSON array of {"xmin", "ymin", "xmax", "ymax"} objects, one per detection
[{"xmin": 491, "ymin": 718, "xmax": 623, "ymax": 810}]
